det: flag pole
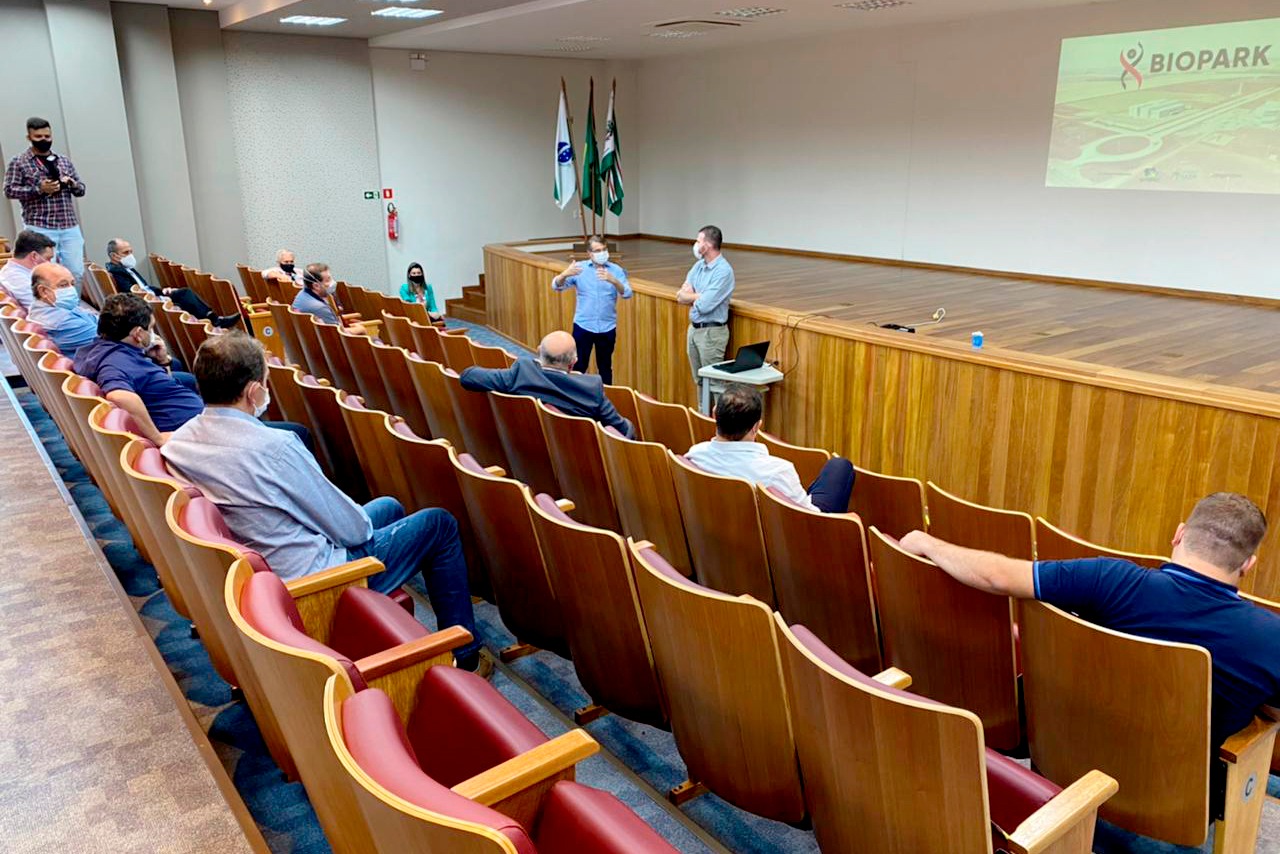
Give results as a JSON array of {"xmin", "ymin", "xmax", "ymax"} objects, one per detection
[
  {"xmin": 588, "ymin": 78, "xmax": 598, "ymax": 237},
  {"xmin": 563, "ymin": 77, "xmax": 590, "ymax": 253}
]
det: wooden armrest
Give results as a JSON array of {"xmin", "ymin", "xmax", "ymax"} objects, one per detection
[
  {"xmin": 441, "ymin": 327, "xmax": 467, "ymax": 336},
  {"xmin": 340, "ymin": 312, "xmax": 362, "ymax": 321},
  {"xmin": 363, "ymin": 319, "xmax": 382, "ymax": 331},
  {"xmin": 1219, "ymin": 716, "xmax": 1280, "ymax": 763},
  {"xmin": 484, "ymin": 465, "xmax": 507, "ymax": 477},
  {"xmin": 285, "ymin": 557, "xmax": 384, "ymax": 598},
  {"xmin": 452, "ymin": 730, "xmax": 599, "ymax": 805},
  {"xmin": 1005, "ymin": 769, "xmax": 1118, "ymax": 854},
  {"xmin": 555, "ymin": 499, "xmax": 575, "ymax": 513},
  {"xmin": 355, "ymin": 626, "xmax": 474, "ymax": 682},
  {"xmin": 872, "ymin": 667, "xmax": 911, "ymax": 690}
]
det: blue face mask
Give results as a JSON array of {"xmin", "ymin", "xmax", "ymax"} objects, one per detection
[{"xmin": 55, "ymin": 286, "xmax": 79, "ymax": 309}]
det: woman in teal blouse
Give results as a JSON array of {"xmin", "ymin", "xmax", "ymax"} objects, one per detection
[{"xmin": 399, "ymin": 262, "xmax": 444, "ymax": 323}]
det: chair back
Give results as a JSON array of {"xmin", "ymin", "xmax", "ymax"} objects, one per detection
[
  {"xmin": 341, "ymin": 331, "xmax": 393, "ymax": 413},
  {"xmin": 1019, "ymin": 599, "xmax": 1211, "ymax": 845},
  {"xmin": 598, "ymin": 427, "xmax": 694, "ymax": 577},
  {"xmin": 60, "ymin": 374, "xmax": 111, "ymax": 489},
  {"xmin": 667, "ymin": 452, "xmax": 775, "ymax": 606},
  {"xmin": 774, "ymin": 617, "xmax": 995, "ymax": 854},
  {"xmin": 35, "ymin": 350, "xmax": 82, "ymax": 458},
  {"xmin": 441, "ymin": 332, "xmax": 475, "ymax": 371},
  {"xmin": 443, "ymin": 368, "xmax": 508, "ymax": 469},
  {"xmin": 629, "ymin": 542, "xmax": 804, "ymax": 822},
  {"xmin": 636, "ymin": 393, "xmax": 695, "ymax": 452},
  {"xmin": 407, "ymin": 355, "xmax": 467, "ymax": 451},
  {"xmin": 180, "ymin": 313, "xmax": 213, "ymax": 358},
  {"xmin": 470, "ymin": 341, "xmax": 510, "ymax": 369},
  {"xmin": 210, "ymin": 276, "xmax": 246, "ymax": 325},
  {"xmin": 488, "ymin": 391, "xmax": 559, "ymax": 496},
  {"xmin": 225, "ymin": 559, "xmax": 377, "ymax": 853},
  {"xmin": 409, "ymin": 321, "xmax": 450, "ymax": 364},
  {"xmin": 850, "ymin": 465, "xmax": 927, "ymax": 538},
  {"xmin": 687, "ymin": 407, "xmax": 717, "ymax": 442},
  {"xmin": 1033, "ymin": 517, "xmax": 1167, "ymax": 567},
  {"xmin": 91, "ymin": 265, "xmax": 118, "ymax": 300},
  {"xmin": 339, "ymin": 393, "xmax": 412, "ymax": 509},
  {"xmin": 381, "ymin": 311, "xmax": 414, "ymax": 351},
  {"xmin": 117, "ymin": 437, "xmax": 191, "ymax": 621},
  {"xmin": 295, "ymin": 374, "xmax": 371, "ymax": 503},
  {"xmin": 267, "ymin": 300, "xmax": 304, "ymax": 367},
  {"xmin": 322, "ymin": 676, "xmax": 526, "ymax": 854},
  {"xmin": 868, "ymin": 528, "xmax": 1020, "ymax": 749},
  {"xmin": 757, "ymin": 432, "xmax": 831, "ymax": 488},
  {"xmin": 537, "ymin": 401, "xmax": 619, "ymax": 531},
  {"xmin": 602, "ymin": 384, "xmax": 641, "ymax": 439},
  {"xmin": 383, "ymin": 420, "xmax": 489, "ymax": 600},
  {"xmin": 164, "ymin": 304, "xmax": 199, "ymax": 366},
  {"xmin": 525, "ymin": 494, "xmax": 666, "ymax": 727},
  {"xmin": 372, "ymin": 341, "xmax": 432, "ymax": 440},
  {"xmin": 314, "ymin": 319, "xmax": 361, "ymax": 393},
  {"xmin": 757, "ymin": 486, "xmax": 880, "ymax": 673},
  {"xmin": 450, "ymin": 453, "xmax": 566, "ymax": 654},
  {"xmin": 926, "ymin": 482, "xmax": 1035, "ymax": 559}
]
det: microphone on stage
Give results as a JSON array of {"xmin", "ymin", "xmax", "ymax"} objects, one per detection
[{"xmin": 877, "ymin": 307, "xmax": 945, "ymax": 334}]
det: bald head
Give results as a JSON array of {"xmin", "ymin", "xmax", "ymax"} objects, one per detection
[
  {"xmin": 538, "ymin": 330, "xmax": 577, "ymax": 371},
  {"xmin": 31, "ymin": 262, "xmax": 74, "ymax": 304}
]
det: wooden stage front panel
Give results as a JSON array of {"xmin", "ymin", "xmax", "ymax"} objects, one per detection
[{"xmin": 484, "ymin": 239, "xmax": 1280, "ymax": 596}]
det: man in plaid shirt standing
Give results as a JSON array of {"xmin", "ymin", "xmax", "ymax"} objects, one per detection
[{"xmin": 4, "ymin": 117, "xmax": 87, "ymax": 287}]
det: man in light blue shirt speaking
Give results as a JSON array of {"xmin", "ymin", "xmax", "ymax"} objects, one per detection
[
  {"xmin": 677, "ymin": 225, "xmax": 735, "ymax": 387},
  {"xmin": 551, "ymin": 234, "xmax": 631, "ymax": 385}
]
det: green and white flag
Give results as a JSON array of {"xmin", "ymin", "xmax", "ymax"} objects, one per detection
[
  {"xmin": 554, "ymin": 83, "xmax": 576, "ymax": 210},
  {"xmin": 601, "ymin": 79, "xmax": 624, "ymax": 216},
  {"xmin": 581, "ymin": 78, "xmax": 603, "ymax": 217}
]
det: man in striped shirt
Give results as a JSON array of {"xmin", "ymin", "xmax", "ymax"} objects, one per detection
[{"xmin": 3, "ymin": 117, "xmax": 87, "ymax": 287}]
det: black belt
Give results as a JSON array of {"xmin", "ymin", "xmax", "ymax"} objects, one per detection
[{"xmin": 691, "ymin": 321, "xmax": 726, "ymax": 329}]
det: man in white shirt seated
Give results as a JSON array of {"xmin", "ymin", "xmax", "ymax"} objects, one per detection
[
  {"xmin": 685, "ymin": 383, "xmax": 854, "ymax": 513},
  {"xmin": 0, "ymin": 229, "xmax": 57, "ymax": 309},
  {"xmin": 261, "ymin": 248, "xmax": 302, "ymax": 285}
]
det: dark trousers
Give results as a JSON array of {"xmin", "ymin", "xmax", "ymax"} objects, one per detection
[
  {"xmin": 572, "ymin": 323, "xmax": 618, "ymax": 386},
  {"xmin": 806, "ymin": 457, "xmax": 856, "ymax": 514},
  {"xmin": 169, "ymin": 287, "xmax": 216, "ymax": 321}
]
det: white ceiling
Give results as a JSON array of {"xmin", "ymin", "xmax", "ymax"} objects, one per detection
[{"xmin": 123, "ymin": 0, "xmax": 1125, "ymax": 54}]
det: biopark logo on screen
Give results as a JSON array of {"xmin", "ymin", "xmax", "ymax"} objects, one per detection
[{"xmin": 1119, "ymin": 39, "xmax": 1271, "ymax": 90}]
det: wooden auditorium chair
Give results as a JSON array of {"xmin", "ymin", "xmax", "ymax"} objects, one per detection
[
  {"xmin": 628, "ymin": 541, "xmax": 803, "ymax": 820},
  {"xmin": 470, "ymin": 340, "xmax": 513, "ymax": 369},
  {"xmin": 267, "ymin": 299, "xmax": 304, "ymax": 367},
  {"xmin": 850, "ymin": 464, "xmax": 927, "ymax": 539},
  {"xmin": 294, "ymin": 372, "xmax": 370, "ymax": 503},
  {"xmin": 407, "ymin": 354, "xmax": 468, "ymax": 452},
  {"xmin": 450, "ymin": 452, "xmax": 568, "ymax": 660},
  {"xmin": 774, "ymin": 617, "xmax": 1117, "ymax": 854},
  {"xmin": 380, "ymin": 310, "xmax": 415, "ymax": 351},
  {"xmin": 602, "ymin": 383, "xmax": 641, "ymax": 439},
  {"xmin": 34, "ymin": 349, "xmax": 86, "ymax": 461},
  {"xmin": 635, "ymin": 392, "xmax": 695, "ymax": 453},
  {"xmin": 338, "ymin": 394, "xmax": 412, "ymax": 509},
  {"xmin": 597, "ymin": 425, "xmax": 694, "ymax": 578},
  {"xmin": 441, "ymin": 330, "xmax": 476, "ymax": 371},
  {"xmin": 284, "ymin": 305, "xmax": 327, "ymax": 378},
  {"xmin": 488, "ymin": 391, "xmax": 560, "ymax": 497},
  {"xmin": 1032, "ymin": 516, "xmax": 1167, "ymax": 567},
  {"xmin": 60, "ymin": 375, "xmax": 117, "ymax": 510},
  {"xmin": 341, "ymin": 330, "xmax": 395, "ymax": 414},
  {"xmin": 314, "ymin": 319, "xmax": 362, "ymax": 394},
  {"xmin": 1019, "ymin": 600, "xmax": 1278, "ymax": 853},
  {"xmin": 371, "ymin": 339, "xmax": 432, "ymax": 440},
  {"xmin": 524, "ymin": 492, "xmax": 666, "ymax": 728},
  {"xmin": 536, "ymin": 400, "xmax": 620, "ymax": 532},
  {"xmin": 757, "ymin": 485, "xmax": 881, "ymax": 673},
  {"xmin": 226, "ymin": 555, "xmax": 472, "ymax": 853},
  {"xmin": 667, "ymin": 451, "xmax": 775, "ymax": 605},
  {"xmin": 868, "ymin": 527, "xmax": 1021, "ymax": 750},
  {"xmin": 687, "ymin": 406, "xmax": 716, "ymax": 442},
  {"xmin": 927, "ymin": 481, "xmax": 1036, "ymax": 559},
  {"xmin": 324, "ymin": 674, "xmax": 677, "ymax": 854},
  {"xmin": 409, "ymin": 318, "xmax": 465, "ymax": 365},
  {"xmin": 758, "ymin": 431, "xmax": 831, "ymax": 488},
  {"xmin": 443, "ymin": 365, "xmax": 508, "ymax": 470},
  {"xmin": 236, "ymin": 264, "xmax": 264, "ymax": 304}
]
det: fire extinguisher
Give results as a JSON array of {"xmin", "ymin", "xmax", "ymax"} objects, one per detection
[{"xmin": 386, "ymin": 202, "xmax": 399, "ymax": 241}]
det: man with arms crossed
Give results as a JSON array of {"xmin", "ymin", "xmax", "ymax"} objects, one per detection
[
  {"xmin": 677, "ymin": 225, "xmax": 735, "ymax": 388},
  {"xmin": 898, "ymin": 492, "xmax": 1280, "ymax": 747}
]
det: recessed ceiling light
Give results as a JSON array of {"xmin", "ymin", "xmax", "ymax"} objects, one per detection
[
  {"xmin": 556, "ymin": 35, "xmax": 611, "ymax": 42},
  {"xmin": 834, "ymin": 0, "xmax": 910, "ymax": 9},
  {"xmin": 649, "ymin": 30, "xmax": 705, "ymax": 39},
  {"xmin": 549, "ymin": 44, "xmax": 596, "ymax": 52},
  {"xmin": 280, "ymin": 15, "xmax": 347, "ymax": 25},
  {"xmin": 715, "ymin": 7, "xmax": 786, "ymax": 18},
  {"xmin": 372, "ymin": 6, "xmax": 443, "ymax": 17}
]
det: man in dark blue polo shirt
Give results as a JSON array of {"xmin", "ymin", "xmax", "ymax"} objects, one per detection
[
  {"xmin": 74, "ymin": 293, "xmax": 204, "ymax": 446},
  {"xmin": 898, "ymin": 492, "xmax": 1280, "ymax": 747}
]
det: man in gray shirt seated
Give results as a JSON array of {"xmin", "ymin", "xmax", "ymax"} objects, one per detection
[{"xmin": 161, "ymin": 332, "xmax": 482, "ymax": 670}]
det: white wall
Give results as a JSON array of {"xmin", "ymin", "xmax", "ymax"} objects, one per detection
[
  {"xmin": 223, "ymin": 31, "xmax": 388, "ymax": 289},
  {"xmin": 637, "ymin": 0, "xmax": 1280, "ymax": 298},
  {"xmin": 369, "ymin": 50, "xmax": 639, "ymax": 301}
]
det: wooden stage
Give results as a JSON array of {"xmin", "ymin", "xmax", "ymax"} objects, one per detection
[{"xmin": 484, "ymin": 237, "xmax": 1280, "ymax": 596}]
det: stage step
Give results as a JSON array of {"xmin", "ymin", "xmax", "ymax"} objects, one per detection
[
  {"xmin": 448, "ymin": 303, "xmax": 488, "ymax": 325},
  {"xmin": 446, "ymin": 273, "xmax": 487, "ymax": 324}
]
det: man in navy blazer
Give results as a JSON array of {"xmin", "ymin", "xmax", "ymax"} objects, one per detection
[{"xmin": 459, "ymin": 330, "xmax": 636, "ymax": 439}]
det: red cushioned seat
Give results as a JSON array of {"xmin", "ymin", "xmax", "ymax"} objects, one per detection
[
  {"xmin": 406, "ymin": 665, "xmax": 549, "ymax": 787},
  {"xmin": 766, "ymin": 484, "xmax": 809, "ymax": 510},
  {"xmin": 50, "ymin": 355, "xmax": 74, "ymax": 371},
  {"xmin": 534, "ymin": 780, "xmax": 679, "ymax": 854},
  {"xmin": 343, "ymin": 688, "xmax": 538, "ymax": 854},
  {"xmin": 328, "ymin": 585, "xmax": 429, "ymax": 661},
  {"xmin": 131, "ymin": 445, "xmax": 199, "ymax": 496},
  {"xmin": 787, "ymin": 624, "xmax": 1061, "ymax": 845},
  {"xmin": 180, "ymin": 495, "xmax": 271, "ymax": 574},
  {"xmin": 457, "ymin": 452, "xmax": 487, "ymax": 475},
  {"xmin": 71, "ymin": 377, "xmax": 102, "ymax": 397},
  {"xmin": 534, "ymin": 493, "xmax": 572, "ymax": 523}
]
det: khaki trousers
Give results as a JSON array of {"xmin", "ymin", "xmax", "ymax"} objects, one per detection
[{"xmin": 687, "ymin": 323, "xmax": 730, "ymax": 388}]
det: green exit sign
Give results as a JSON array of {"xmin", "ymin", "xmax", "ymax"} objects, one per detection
[{"xmin": 363, "ymin": 191, "xmax": 377, "ymax": 200}]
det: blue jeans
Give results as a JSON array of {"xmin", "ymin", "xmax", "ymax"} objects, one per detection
[
  {"xmin": 807, "ymin": 457, "xmax": 856, "ymax": 513},
  {"xmin": 26, "ymin": 224, "xmax": 85, "ymax": 286},
  {"xmin": 347, "ymin": 497, "xmax": 481, "ymax": 665}
]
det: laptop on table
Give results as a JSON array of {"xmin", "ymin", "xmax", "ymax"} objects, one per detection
[{"xmin": 713, "ymin": 341, "xmax": 770, "ymax": 374}]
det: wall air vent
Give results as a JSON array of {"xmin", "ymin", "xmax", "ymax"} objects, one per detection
[{"xmin": 549, "ymin": 43, "xmax": 596, "ymax": 52}]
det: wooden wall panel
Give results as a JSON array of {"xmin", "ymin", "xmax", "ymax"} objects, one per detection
[{"xmin": 485, "ymin": 243, "xmax": 1280, "ymax": 597}]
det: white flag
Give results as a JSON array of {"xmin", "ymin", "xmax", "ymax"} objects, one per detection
[{"xmin": 554, "ymin": 88, "xmax": 576, "ymax": 210}]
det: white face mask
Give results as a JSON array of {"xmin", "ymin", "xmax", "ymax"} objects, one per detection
[
  {"xmin": 54, "ymin": 286, "xmax": 79, "ymax": 309},
  {"xmin": 692, "ymin": 242, "xmax": 704, "ymax": 260},
  {"xmin": 253, "ymin": 384, "xmax": 271, "ymax": 418},
  {"xmin": 120, "ymin": 253, "xmax": 137, "ymax": 270},
  {"xmin": 591, "ymin": 250, "xmax": 609, "ymax": 266}
]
